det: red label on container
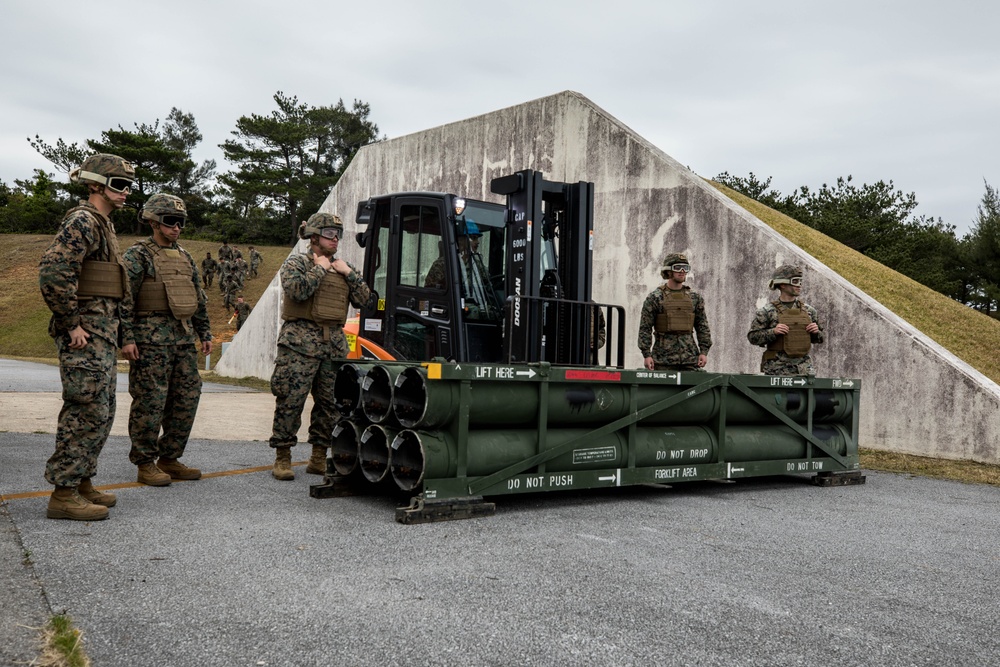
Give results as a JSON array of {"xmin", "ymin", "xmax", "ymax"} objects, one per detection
[{"xmin": 564, "ymin": 370, "xmax": 622, "ymax": 381}]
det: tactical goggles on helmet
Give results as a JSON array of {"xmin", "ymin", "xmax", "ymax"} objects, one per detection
[
  {"xmin": 669, "ymin": 263, "xmax": 691, "ymax": 273},
  {"xmin": 318, "ymin": 227, "xmax": 342, "ymax": 240},
  {"xmin": 78, "ymin": 170, "xmax": 134, "ymax": 193},
  {"xmin": 788, "ymin": 277, "xmax": 803, "ymax": 286},
  {"xmin": 158, "ymin": 215, "xmax": 186, "ymax": 229}
]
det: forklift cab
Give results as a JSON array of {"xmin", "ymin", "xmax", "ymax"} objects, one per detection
[{"xmin": 355, "ymin": 193, "xmax": 507, "ymax": 362}]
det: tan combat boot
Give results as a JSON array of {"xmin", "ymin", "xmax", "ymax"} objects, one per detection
[
  {"xmin": 157, "ymin": 457, "xmax": 202, "ymax": 480},
  {"xmin": 137, "ymin": 462, "xmax": 172, "ymax": 486},
  {"xmin": 78, "ymin": 478, "xmax": 117, "ymax": 507},
  {"xmin": 47, "ymin": 486, "xmax": 109, "ymax": 521},
  {"xmin": 305, "ymin": 445, "xmax": 327, "ymax": 475},
  {"xmin": 272, "ymin": 446, "xmax": 295, "ymax": 481}
]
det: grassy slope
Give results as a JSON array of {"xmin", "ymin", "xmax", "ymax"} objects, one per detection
[
  {"xmin": 711, "ymin": 182, "xmax": 1000, "ymax": 385},
  {"xmin": 0, "ymin": 234, "xmax": 292, "ymax": 367}
]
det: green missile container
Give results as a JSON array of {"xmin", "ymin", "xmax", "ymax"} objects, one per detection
[{"xmin": 391, "ymin": 366, "xmax": 854, "ymax": 430}]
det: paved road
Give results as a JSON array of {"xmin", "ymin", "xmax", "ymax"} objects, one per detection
[{"xmin": 2, "ymin": 360, "xmax": 999, "ymax": 666}]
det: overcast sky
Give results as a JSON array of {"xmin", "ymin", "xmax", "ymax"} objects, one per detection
[{"xmin": 2, "ymin": 0, "xmax": 997, "ymax": 234}]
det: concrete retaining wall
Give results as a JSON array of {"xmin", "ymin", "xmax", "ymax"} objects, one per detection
[{"xmin": 216, "ymin": 90, "xmax": 1000, "ymax": 464}]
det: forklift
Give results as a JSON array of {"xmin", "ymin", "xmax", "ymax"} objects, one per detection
[{"xmin": 351, "ymin": 170, "xmax": 625, "ymax": 367}]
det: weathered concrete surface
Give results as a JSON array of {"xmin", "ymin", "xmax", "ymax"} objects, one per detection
[{"xmin": 216, "ymin": 90, "xmax": 1000, "ymax": 465}]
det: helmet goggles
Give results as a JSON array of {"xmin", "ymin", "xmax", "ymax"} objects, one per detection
[
  {"xmin": 159, "ymin": 215, "xmax": 186, "ymax": 229},
  {"xmin": 318, "ymin": 227, "xmax": 342, "ymax": 240},
  {"xmin": 78, "ymin": 170, "xmax": 134, "ymax": 194}
]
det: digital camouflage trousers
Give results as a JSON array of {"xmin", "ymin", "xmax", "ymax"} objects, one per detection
[
  {"xmin": 268, "ymin": 345, "xmax": 340, "ymax": 450},
  {"xmin": 45, "ymin": 334, "xmax": 118, "ymax": 487},
  {"xmin": 128, "ymin": 343, "xmax": 203, "ymax": 464}
]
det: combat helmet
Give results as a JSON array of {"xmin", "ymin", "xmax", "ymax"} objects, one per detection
[
  {"xmin": 141, "ymin": 193, "xmax": 187, "ymax": 226},
  {"xmin": 69, "ymin": 154, "xmax": 135, "ymax": 192},
  {"xmin": 768, "ymin": 264, "xmax": 803, "ymax": 290},
  {"xmin": 660, "ymin": 252, "xmax": 690, "ymax": 279},
  {"xmin": 299, "ymin": 212, "xmax": 343, "ymax": 239}
]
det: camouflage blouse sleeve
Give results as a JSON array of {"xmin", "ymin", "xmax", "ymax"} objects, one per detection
[
  {"xmin": 747, "ymin": 303, "xmax": 778, "ymax": 347},
  {"xmin": 637, "ymin": 289, "xmax": 658, "ymax": 358},
  {"xmin": 38, "ymin": 210, "xmax": 102, "ymax": 333},
  {"xmin": 118, "ymin": 241, "xmax": 154, "ymax": 347},
  {"xmin": 344, "ymin": 260, "xmax": 372, "ymax": 309},
  {"xmin": 692, "ymin": 291, "xmax": 712, "ymax": 354},
  {"xmin": 279, "ymin": 253, "xmax": 325, "ymax": 302}
]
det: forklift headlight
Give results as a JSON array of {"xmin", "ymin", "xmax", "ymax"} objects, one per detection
[{"xmin": 454, "ymin": 198, "xmax": 466, "ymax": 216}]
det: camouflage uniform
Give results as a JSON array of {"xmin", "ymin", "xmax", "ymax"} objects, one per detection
[
  {"xmin": 201, "ymin": 254, "xmax": 219, "ymax": 288},
  {"xmin": 120, "ymin": 238, "xmax": 212, "ymax": 465},
  {"xmin": 219, "ymin": 259, "xmax": 232, "ymax": 294},
  {"xmin": 747, "ymin": 300, "xmax": 824, "ymax": 376},
  {"xmin": 235, "ymin": 299, "xmax": 253, "ymax": 331},
  {"xmin": 269, "ymin": 250, "xmax": 371, "ymax": 453},
  {"xmin": 39, "ymin": 201, "xmax": 132, "ymax": 487},
  {"xmin": 221, "ymin": 271, "xmax": 239, "ymax": 311},
  {"xmin": 218, "ymin": 243, "xmax": 233, "ymax": 262},
  {"xmin": 424, "ymin": 255, "xmax": 446, "ymax": 289},
  {"xmin": 638, "ymin": 285, "xmax": 712, "ymax": 371},
  {"xmin": 233, "ymin": 260, "xmax": 247, "ymax": 291},
  {"xmin": 249, "ymin": 248, "xmax": 262, "ymax": 278}
]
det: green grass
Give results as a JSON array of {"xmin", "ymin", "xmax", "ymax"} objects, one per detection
[{"xmin": 39, "ymin": 614, "xmax": 90, "ymax": 667}]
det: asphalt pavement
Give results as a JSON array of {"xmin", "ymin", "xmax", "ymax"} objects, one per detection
[{"xmin": 2, "ymin": 359, "xmax": 999, "ymax": 666}]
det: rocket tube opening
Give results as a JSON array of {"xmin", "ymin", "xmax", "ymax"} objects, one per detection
[
  {"xmin": 330, "ymin": 420, "xmax": 361, "ymax": 476},
  {"xmin": 361, "ymin": 365, "xmax": 394, "ymax": 424},
  {"xmin": 333, "ymin": 363, "xmax": 367, "ymax": 418},
  {"xmin": 390, "ymin": 430, "xmax": 424, "ymax": 491},
  {"xmin": 393, "ymin": 367, "xmax": 428, "ymax": 428},
  {"xmin": 359, "ymin": 424, "xmax": 393, "ymax": 483}
]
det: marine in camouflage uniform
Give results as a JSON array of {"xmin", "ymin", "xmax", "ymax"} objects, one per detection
[
  {"xmin": 38, "ymin": 153, "xmax": 136, "ymax": 521},
  {"xmin": 638, "ymin": 253, "xmax": 712, "ymax": 372},
  {"xmin": 248, "ymin": 246, "xmax": 262, "ymax": 279},
  {"xmin": 269, "ymin": 212, "xmax": 371, "ymax": 480},
  {"xmin": 218, "ymin": 241, "xmax": 233, "ymax": 262},
  {"xmin": 234, "ymin": 295, "xmax": 253, "ymax": 331},
  {"xmin": 201, "ymin": 252, "xmax": 219, "ymax": 288},
  {"xmin": 120, "ymin": 194, "xmax": 213, "ymax": 486},
  {"xmin": 221, "ymin": 270, "xmax": 239, "ymax": 312},
  {"xmin": 747, "ymin": 264, "xmax": 824, "ymax": 376}
]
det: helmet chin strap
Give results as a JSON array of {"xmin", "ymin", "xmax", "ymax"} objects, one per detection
[{"xmin": 98, "ymin": 187, "xmax": 124, "ymax": 209}]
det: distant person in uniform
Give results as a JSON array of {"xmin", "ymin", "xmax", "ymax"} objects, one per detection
[
  {"xmin": 201, "ymin": 251, "xmax": 219, "ymax": 288},
  {"xmin": 121, "ymin": 194, "xmax": 212, "ymax": 486},
  {"xmin": 38, "ymin": 153, "xmax": 135, "ymax": 521},
  {"xmin": 218, "ymin": 240, "xmax": 233, "ymax": 262},
  {"xmin": 747, "ymin": 264, "xmax": 823, "ymax": 376},
  {"xmin": 234, "ymin": 294, "xmax": 253, "ymax": 331},
  {"xmin": 268, "ymin": 213, "xmax": 371, "ymax": 480},
  {"xmin": 248, "ymin": 246, "xmax": 263, "ymax": 279},
  {"xmin": 638, "ymin": 252, "xmax": 712, "ymax": 372}
]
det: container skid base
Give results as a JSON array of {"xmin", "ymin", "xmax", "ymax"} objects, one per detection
[{"xmin": 324, "ymin": 360, "xmax": 865, "ymax": 523}]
